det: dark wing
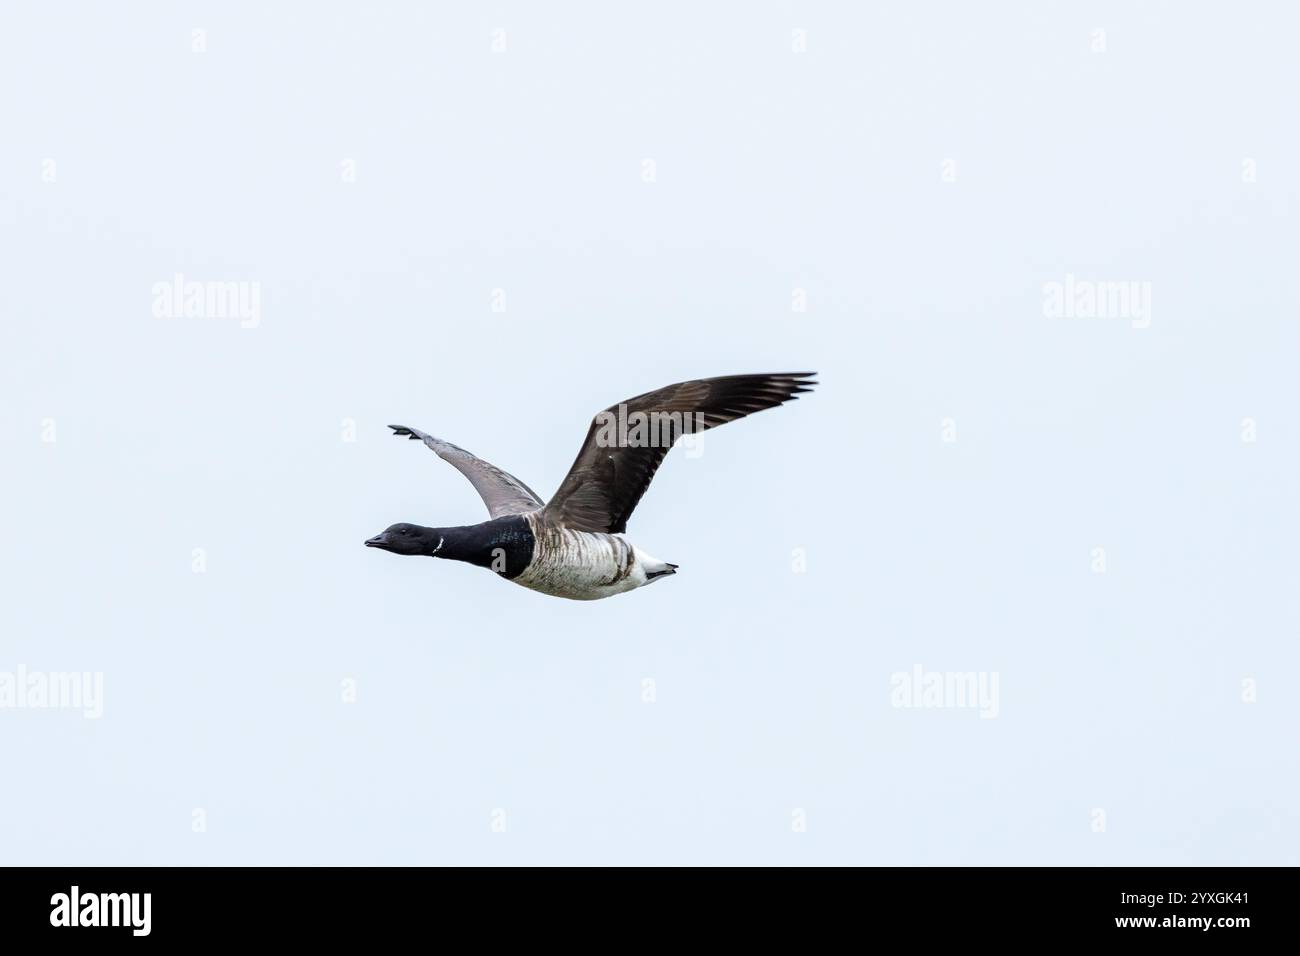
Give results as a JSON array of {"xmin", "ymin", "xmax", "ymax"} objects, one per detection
[
  {"xmin": 389, "ymin": 425, "xmax": 544, "ymax": 518},
  {"xmin": 541, "ymin": 373, "xmax": 816, "ymax": 534}
]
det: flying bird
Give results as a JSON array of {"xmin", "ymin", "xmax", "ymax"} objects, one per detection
[{"xmin": 365, "ymin": 372, "xmax": 816, "ymax": 600}]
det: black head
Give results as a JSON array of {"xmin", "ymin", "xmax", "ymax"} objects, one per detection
[{"xmin": 364, "ymin": 523, "xmax": 441, "ymax": 556}]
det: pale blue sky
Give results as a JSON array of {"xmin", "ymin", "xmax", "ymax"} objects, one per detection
[{"xmin": 1, "ymin": 1, "xmax": 1296, "ymax": 865}]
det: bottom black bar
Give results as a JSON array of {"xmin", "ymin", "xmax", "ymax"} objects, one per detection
[{"xmin": 0, "ymin": 867, "xmax": 1279, "ymax": 942}]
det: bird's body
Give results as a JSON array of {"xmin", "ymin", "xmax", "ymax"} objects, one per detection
[
  {"xmin": 512, "ymin": 514, "xmax": 676, "ymax": 601},
  {"xmin": 366, "ymin": 372, "xmax": 815, "ymax": 601},
  {"xmin": 388, "ymin": 513, "xmax": 675, "ymax": 600}
]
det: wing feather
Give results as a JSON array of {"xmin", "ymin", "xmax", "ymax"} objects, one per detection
[
  {"xmin": 540, "ymin": 372, "xmax": 816, "ymax": 533},
  {"xmin": 390, "ymin": 425, "xmax": 543, "ymax": 518}
]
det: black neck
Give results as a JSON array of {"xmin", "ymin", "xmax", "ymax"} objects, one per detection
[
  {"xmin": 425, "ymin": 524, "xmax": 490, "ymax": 563},
  {"xmin": 421, "ymin": 516, "xmax": 535, "ymax": 579}
]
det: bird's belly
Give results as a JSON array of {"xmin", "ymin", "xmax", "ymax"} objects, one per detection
[{"xmin": 512, "ymin": 524, "xmax": 646, "ymax": 601}]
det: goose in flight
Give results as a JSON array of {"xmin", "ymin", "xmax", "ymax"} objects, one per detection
[{"xmin": 365, "ymin": 372, "xmax": 816, "ymax": 600}]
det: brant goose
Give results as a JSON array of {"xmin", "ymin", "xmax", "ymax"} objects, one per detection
[{"xmin": 365, "ymin": 372, "xmax": 816, "ymax": 600}]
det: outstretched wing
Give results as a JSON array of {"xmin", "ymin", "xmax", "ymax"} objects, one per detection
[
  {"xmin": 389, "ymin": 425, "xmax": 544, "ymax": 518},
  {"xmin": 541, "ymin": 372, "xmax": 816, "ymax": 534}
]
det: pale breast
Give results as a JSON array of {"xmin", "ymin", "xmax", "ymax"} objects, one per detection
[{"xmin": 512, "ymin": 515, "xmax": 647, "ymax": 600}]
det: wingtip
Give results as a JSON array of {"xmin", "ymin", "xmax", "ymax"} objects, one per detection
[
  {"xmin": 771, "ymin": 371, "xmax": 818, "ymax": 390},
  {"xmin": 771, "ymin": 372, "xmax": 818, "ymax": 398}
]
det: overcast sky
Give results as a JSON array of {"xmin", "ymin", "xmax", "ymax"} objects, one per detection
[{"xmin": 1, "ymin": 1, "xmax": 1296, "ymax": 864}]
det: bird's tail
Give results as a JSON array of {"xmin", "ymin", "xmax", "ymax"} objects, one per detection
[{"xmin": 645, "ymin": 562, "xmax": 678, "ymax": 582}]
